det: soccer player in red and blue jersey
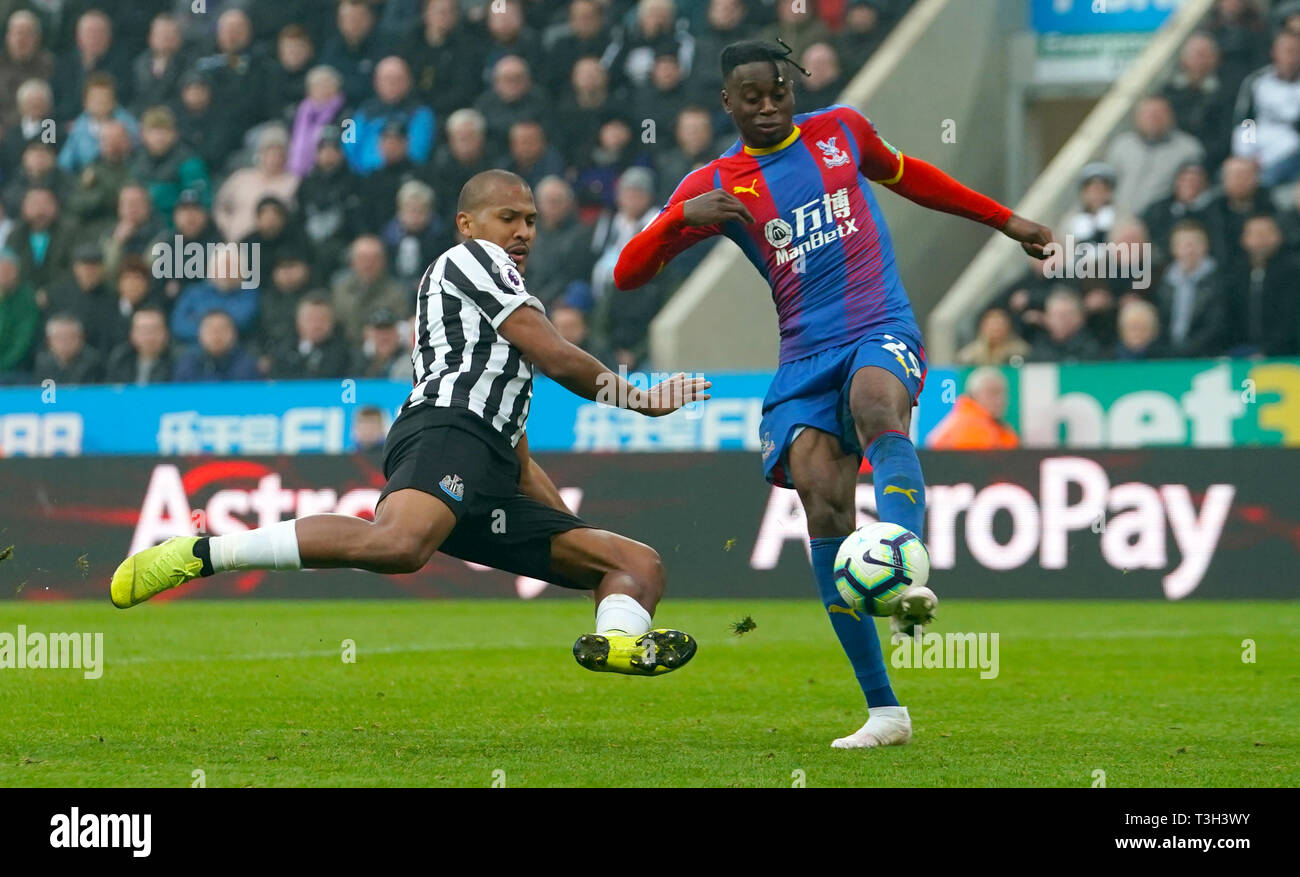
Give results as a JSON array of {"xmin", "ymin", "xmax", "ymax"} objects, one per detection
[{"xmin": 615, "ymin": 40, "xmax": 1053, "ymax": 749}]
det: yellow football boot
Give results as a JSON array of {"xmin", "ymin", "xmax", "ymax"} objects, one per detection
[
  {"xmin": 110, "ymin": 536, "xmax": 203, "ymax": 608},
  {"xmin": 572, "ymin": 628, "xmax": 697, "ymax": 676}
]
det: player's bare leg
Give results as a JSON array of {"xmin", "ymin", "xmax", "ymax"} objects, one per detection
[
  {"xmin": 848, "ymin": 366, "xmax": 937, "ymax": 638},
  {"xmin": 110, "ymin": 489, "xmax": 456, "ymax": 607},
  {"xmin": 550, "ymin": 528, "xmax": 697, "ymax": 676},
  {"xmin": 297, "ymin": 489, "xmax": 457, "ymax": 573}
]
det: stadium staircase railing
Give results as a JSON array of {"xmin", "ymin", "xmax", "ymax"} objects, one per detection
[{"xmin": 927, "ymin": 0, "xmax": 1218, "ymax": 364}]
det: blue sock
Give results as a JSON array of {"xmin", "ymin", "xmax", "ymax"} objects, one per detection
[
  {"xmin": 811, "ymin": 537, "xmax": 898, "ymax": 708},
  {"xmin": 865, "ymin": 431, "xmax": 926, "ymax": 539}
]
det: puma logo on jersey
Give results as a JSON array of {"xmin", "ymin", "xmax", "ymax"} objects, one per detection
[
  {"xmin": 884, "ymin": 485, "xmax": 919, "ymax": 504},
  {"xmin": 733, "ymin": 177, "xmax": 761, "ymax": 197},
  {"xmin": 439, "ymin": 474, "xmax": 465, "ymax": 501},
  {"xmin": 828, "ymin": 604, "xmax": 861, "ymax": 621},
  {"xmin": 882, "ymin": 335, "xmax": 923, "ymax": 379},
  {"xmin": 892, "ymin": 350, "xmax": 922, "ymax": 378}
]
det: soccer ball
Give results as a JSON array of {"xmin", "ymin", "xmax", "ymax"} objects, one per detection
[{"xmin": 833, "ymin": 522, "xmax": 930, "ymax": 617}]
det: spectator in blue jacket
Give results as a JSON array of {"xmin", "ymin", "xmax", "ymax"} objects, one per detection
[
  {"xmin": 170, "ymin": 245, "xmax": 259, "ymax": 346},
  {"xmin": 342, "ymin": 55, "xmax": 434, "ymax": 175},
  {"xmin": 173, "ymin": 309, "xmax": 261, "ymax": 382},
  {"xmin": 57, "ymin": 73, "xmax": 138, "ymax": 173}
]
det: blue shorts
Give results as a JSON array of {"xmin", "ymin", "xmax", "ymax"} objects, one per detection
[{"xmin": 760, "ymin": 330, "xmax": 927, "ymax": 489}]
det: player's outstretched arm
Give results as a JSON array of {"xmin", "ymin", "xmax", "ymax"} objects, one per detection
[
  {"xmin": 844, "ymin": 107, "xmax": 1055, "ymax": 260},
  {"xmin": 880, "ymin": 156, "xmax": 1054, "ymax": 259},
  {"xmin": 499, "ymin": 305, "xmax": 711, "ymax": 417},
  {"xmin": 613, "ymin": 189, "xmax": 751, "ymax": 290}
]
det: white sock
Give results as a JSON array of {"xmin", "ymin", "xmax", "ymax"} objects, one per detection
[
  {"xmin": 868, "ymin": 706, "xmax": 909, "ymax": 720},
  {"xmin": 595, "ymin": 594, "xmax": 651, "ymax": 636},
  {"xmin": 208, "ymin": 520, "xmax": 302, "ymax": 572}
]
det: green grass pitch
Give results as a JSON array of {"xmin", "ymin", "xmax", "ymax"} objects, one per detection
[{"xmin": 1, "ymin": 599, "xmax": 1296, "ymax": 787}]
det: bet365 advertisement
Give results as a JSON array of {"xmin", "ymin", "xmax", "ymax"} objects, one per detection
[
  {"xmin": 1001, "ymin": 361, "xmax": 1300, "ymax": 447},
  {"xmin": 1, "ymin": 449, "xmax": 1295, "ymax": 601}
]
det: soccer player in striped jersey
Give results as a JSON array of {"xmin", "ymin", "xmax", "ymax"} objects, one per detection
[
  {"xmin": 615, "ymin": 40, "xmax": 1054, "ymax": 745},
  {"xmin": 111, "ymin": 170, "xmax": 708, "ymax": 677}
]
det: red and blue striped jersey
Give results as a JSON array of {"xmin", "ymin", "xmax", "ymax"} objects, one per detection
[{"xmin": 662, "ymin": 105, "xmax": 920, "ymax": 364}]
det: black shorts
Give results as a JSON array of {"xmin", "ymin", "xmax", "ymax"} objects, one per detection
[{"xmin": 378, "ymin": 404, "xmax": 590, "ymax": 586}]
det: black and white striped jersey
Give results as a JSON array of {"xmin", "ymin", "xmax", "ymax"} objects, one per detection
[{"xmin": 402, "ymin": 238, "xmax": 544, "ymax": 446}]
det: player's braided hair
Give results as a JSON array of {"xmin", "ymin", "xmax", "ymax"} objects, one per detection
[{"xmin": 720, "ymin": 37, "xmax": 811, "ymax": 85}]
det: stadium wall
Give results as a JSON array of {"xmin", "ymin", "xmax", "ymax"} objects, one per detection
[{"xmin": 3, "ymin": 449, "xmax": 1296, "ymax": 602}]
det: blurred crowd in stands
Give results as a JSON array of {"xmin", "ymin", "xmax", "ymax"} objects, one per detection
[
  {"xmin": 0, "ymin": 0, "xmax": 907, "ymax": 386},
  {"xmin": 964, "ymin": 0, "xmax": 1300, "ymax": 368}
]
